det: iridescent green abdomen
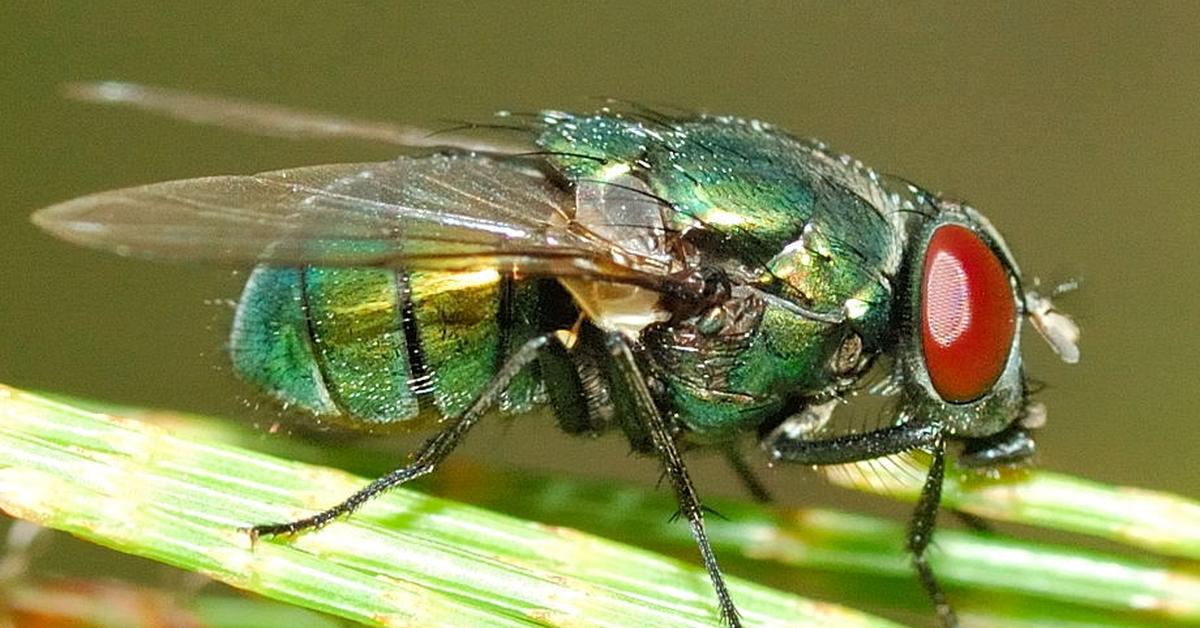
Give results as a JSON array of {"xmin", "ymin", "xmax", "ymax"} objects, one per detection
[{"xmin": 230, "ymin": 266, "xmax": 544, "ymax": 428}]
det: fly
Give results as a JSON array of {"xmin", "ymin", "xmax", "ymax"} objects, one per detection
[{"xmin": 33, "ymin": 82, "xmax": 1080, "ymax": 627}]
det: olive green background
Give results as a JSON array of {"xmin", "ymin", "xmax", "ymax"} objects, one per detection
[{"xmin": 0, "ymin": 0, "xmax": 1195, "ymax": 556}]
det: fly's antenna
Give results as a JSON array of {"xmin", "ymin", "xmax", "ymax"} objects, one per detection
[
  {"xmin": 1023, "ymin": 278, "xmax": 1082, "ymax": 364},
  {"xmin": 61, "ymin": 81, "xmax": 529, "ymax": 155}
]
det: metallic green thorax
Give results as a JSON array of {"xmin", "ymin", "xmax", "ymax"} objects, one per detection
[{"xmin": 537, "ymin": 113, "xmax": 903, "ymax": 441}]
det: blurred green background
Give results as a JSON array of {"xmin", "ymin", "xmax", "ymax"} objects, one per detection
[{"xmin": 0, "ymin": 1, "xmax": 1195, "ymax": 616}]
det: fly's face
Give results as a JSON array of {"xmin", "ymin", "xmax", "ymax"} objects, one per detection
[{"xmin": 896, "ymin": 201, "xmax": 1079, "ymax": 441}]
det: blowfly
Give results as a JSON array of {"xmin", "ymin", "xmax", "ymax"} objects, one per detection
[{"xmin": 33, "ymin": 82, "xmax": 1081, "ymax": 627}]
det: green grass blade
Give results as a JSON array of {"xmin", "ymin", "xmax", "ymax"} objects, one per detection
[
  {"xmin": 0, "ymin": 384, "xmax": 897, "ymax": 627},
  {"xmin": 121, "ymin": 395, "xmax": 1200, "ymax": 567},
  {"xmin": 819, "ymin": 454, "xmax": 1200, "ymax": 561},
  {"xmin": 7, "ymin": 384, "xmax": 1198, "ymax": 625},
  {"xmin": 429, "ymin": 468, "xmax": 1200, "ymax": 623}
]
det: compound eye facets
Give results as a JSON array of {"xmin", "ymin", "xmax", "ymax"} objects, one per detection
[{"xmin": 920, "ymin": 225, "xmax": 1017, "ymax": 403}]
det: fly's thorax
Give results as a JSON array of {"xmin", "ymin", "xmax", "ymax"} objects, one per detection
[
  {"xmin": 535, "ymin": 112, "xmax": 911, "ymax": 442},
  {"xmin": 894, "ymin": 203, "xmax": 1028, "ymax": 438},
  {"xmin": 537, "ymin": 112, "xmax": 903, "ymax": 337},
  {"xmin": 761, "ymin": 221, "xmax": 896, "ymax": 356},
  {"xmin": 644, "ymin": 284, "xmax": 878, "ymax": 443},
  {"xmin": 538, "ymin": 113, "xmax": 902, "ymax": 261}
]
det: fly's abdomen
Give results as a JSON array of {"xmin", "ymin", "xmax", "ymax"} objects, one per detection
[
  {"xmin": 230, "ymin": 267, "xmax": 340, "ymax": 417},
  {"xmin": 230, "ymin": 266, "xmax": 543, "ymax": 427},
  {"xmin": 406, "ymin": 268, "xmax": 539, "ymax": 417}
]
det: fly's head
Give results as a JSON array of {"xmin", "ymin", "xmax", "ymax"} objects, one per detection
[{"xmin": 896, "ymin": 200, "xmax": 1079, "ymax": 444}]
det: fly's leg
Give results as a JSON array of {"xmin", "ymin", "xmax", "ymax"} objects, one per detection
[
  {"xmin": 959, "ymin": 425, "xmax": 1036, "ymax": 469},
  {"xmin": 764, "ymin": 420, "xmax": 940, "ymax": 465},
  {"xmin": 951, "ymin": 510, "xmax": 993, "ymax": 534},
  {"xmin": 910, "ymin": 437, "xmax": 957, "ymax": 627},
  {"xmin": 951, "ymin": 425, "xmax": 1038, "ymax": 535},
  {"xmin": 607, "ymin": 334, "xmax": 741, "ymax": 628},
  {"xmin": 765, "ymin": 421, "xmax": 960, "ymax": 627},
  {"xmin": 247, "ymin": 334, "xmax": 552, "ymax": 540},
  {"xmin": 724, "ymin": 447, "xmax": 772, "ymax": 503}
]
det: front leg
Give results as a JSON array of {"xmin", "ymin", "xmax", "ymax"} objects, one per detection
[
  {"xmin": 910, "ymin": 436, "xmax": 958, "ymax": 627},
  {"xmin": 765, "ymin": 421, "xmax": 959, "ymax": 627},
  {"xmin": 765, "ymin": 419, "xmax": 940, "ymax": 465}
]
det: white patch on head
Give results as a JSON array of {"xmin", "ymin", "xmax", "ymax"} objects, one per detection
[
  {"xmin": 699, "ymin": 208, "xmax": 747, "ymax": 227},
  {"xmin": 597, "ymin": 161, "xmax": 632, "ymax": 180},
  {"xmin": 844, "ymin": 298, "xmax": 869, "ymax": 320}
]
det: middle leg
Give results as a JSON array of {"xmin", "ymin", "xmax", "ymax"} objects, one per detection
[{"xmin": 607, "ymin": 333, "xmax": 742, "ymax": 627}]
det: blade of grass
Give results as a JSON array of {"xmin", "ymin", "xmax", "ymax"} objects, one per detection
[
  {"xmin": 424, "ymin": 464, "xmax": 1200, "ymax": 624},
  {"xmin": 107, "ymin": 396, "xmax": 1200, "ymax": 565},
  {"xmin": 0, "ymin": 384, "xmax": 897, "ymax": 628},
  {"xmin": 818, "ymin": 453, "xmax": 1200, "ymax": 561},
  {"xmin": 50, "ymin": 391, "xmax": 1200, "ymax": 624},
  {"xmin": 14, "ymin": 387, "xmax": 1200, "ymax": 624}
]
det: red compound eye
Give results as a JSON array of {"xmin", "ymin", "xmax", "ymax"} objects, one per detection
[{"xmin": 920, "ymin": 224, "xmax": 1016, "ymax": 403}]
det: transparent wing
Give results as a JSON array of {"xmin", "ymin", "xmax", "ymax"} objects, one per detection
[
  {"xmin": 32, "ymin": 155, "xmax": 675, "ymax": 288},
  {"xmin": 64, "ymin": 82, "xmax": 529, "ymax": 154}
]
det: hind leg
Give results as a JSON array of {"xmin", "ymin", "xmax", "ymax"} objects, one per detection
[{"xmin": 248, "ymin": 334, "xmax": 552, "ymax": 539}]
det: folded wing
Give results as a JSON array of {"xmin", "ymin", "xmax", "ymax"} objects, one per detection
[{"xmin": 33, "ymin": 155, "xmax": 674, "ymax": 288}]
